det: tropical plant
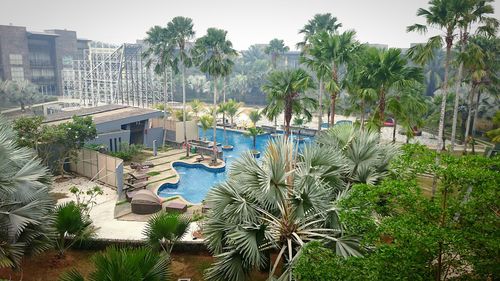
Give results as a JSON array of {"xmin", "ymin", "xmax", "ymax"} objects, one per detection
[
  {"xmin": 143, "ymin": 212, "xmax": 190, "ymax": 254},
  {"xmin": 58, "ymin": 247, "xmax": 171, "ymax": 281},
  {"xmin": 54, "ymin": 202, "xmax": 95, "ymax": 258},
  {"xmin": 143, "ymin": 24, "xmax": 174, "ymax": 148},
  {"xmin": 264, "ymin": 38, "xmax": 290, "ymax": 69},
  {"xmin": 248, "ymin": 109, "xmax": 261, "ymax": 126},
  {"xmin": 189, "ymin": 99, "xmax": 204, "ymax": 117},
  {"xmin": 199, "ymin": 114, "xmax": 214, "ymax": 141},
  {"xmin": 407, "ymin": 0, "xmax": 463, "ymax": 151},
  {"xmin": 165, "ymin": 16, "xmax": 196, "ymax": 157},
  {"xmin": 192, "ymin": 28, "xmax": 237, "ymax": 164},
  {"xmin": 245, "ymin": 126, "xmax": 263, "ymax": 152},
  {"xmin": 486, "ymin": 111, "xmax": 500, "ymax": 142},
  {"xmin": 2, "ymin": 80, "xmax": 47, "ymax": 112},
  {"xmin": 297, "ymin": 13, "xmax": 342, "ymax": 48},
  {"xmin": 449, "ymin": 0, "xmax": 498, "ymax": 151},
  {"xmin": 69, "ymin": 185, "xmax": 104, "ymax": 218},
  {"xmin": 171, "ymin": 108, "xmax": 192, "ymax": 121},
  {"xmin": 0, "ymin": 117, "xmax": 54, "ymax": 269},
  {"xmin": 262, "ymin": 68, "xmax": 316, "ymax": 136},
  {"xmin": 203, "ymin": 137, "xmax": 362, "ymax": 281},
  {"xmin": 224, "ymin": 99, "xmax": 242, "ymax": 126}
]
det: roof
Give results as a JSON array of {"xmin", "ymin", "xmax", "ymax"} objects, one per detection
[
  {"xmin": 27, "ymin": 31, "xmax": 59, "ymax": 37},
  {"xmin": 43, "ymin": 105, "xmax": 163, "ymax": 125}
]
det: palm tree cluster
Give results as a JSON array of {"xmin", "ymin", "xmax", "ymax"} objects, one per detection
[{"xmin": 203, "ymin": 125, "xmax": 398, "ymax": 280}]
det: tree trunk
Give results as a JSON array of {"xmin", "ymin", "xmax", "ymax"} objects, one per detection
[
  {"xmin": 392, "ymin": 118, "xmax": 397, "ymax": 143},
  {"xmin": 317, "ymin": 78, "xmax": 323, "ymax": 131},
  {"xmin": 378, "ymin": 87, "xmax": 385, "ymax": 127},
  {"xmin": 450, "ymin": 31, "xmax": 466, "ymax": 151},
  {"xmin": 330, "ymin": 93, "xmax": 337, "ymax": 125},
  {"xmin": 284, "ymin": 95, "xmax": 293, "ymax": 138},
  {"xmin": 212, "ymin": 77, "xmax": 218, "ymax": 164},
  {"xmin": 223, "ymin": 79, "xmax": 227, "ymax": 145},
  {"xmin": 182, "ymin": 61, "xmax": 189, "ymax": 157},
  {"xmin": 463, "ymin": 84, "xmax": 476, "ymax": 154},
  {"xmin": 471, "ymin": 91, "xmax": 481, "ymax": 155},
  {"xmin": 20, "ymin": 101, "xmax": 25, "ymax": 112},
  {"xmin": 437, "ymin": 38, "xmax": 452, "ymax": 152},
  {"xmin": 360, "ymin": 98, "xmax": 365, "ymax": 131},
  {"xmin": 162, "ymin": 71, "xmax": 168, "ymax": 149}
]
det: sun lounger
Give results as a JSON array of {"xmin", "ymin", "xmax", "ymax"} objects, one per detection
[
  {"xmin": 125, "ymin": 181, "xmax": 147, "ymax": 190},
  {"xmin": 165, "ymin": 202, "xmax": 187, "ymax": 213}
]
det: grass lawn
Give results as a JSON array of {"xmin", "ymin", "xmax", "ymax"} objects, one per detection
[{"xmin": 0, "ymin": 250, "xmax": 268, "ymax": 281}]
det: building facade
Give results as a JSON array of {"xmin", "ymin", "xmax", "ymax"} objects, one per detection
[{"xmin": 0, "ymin": 24, "xmax": 89, "ymax": 96}]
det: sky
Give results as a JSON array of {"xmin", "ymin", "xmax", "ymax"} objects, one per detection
[{"xmin": 1, "ymin": 0, "xmax": 499, "ymax": 51}]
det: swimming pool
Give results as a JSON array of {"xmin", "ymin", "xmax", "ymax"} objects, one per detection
[{"xmin": 157, "ymin": 128, "xmax": 313, "ymax": 203}]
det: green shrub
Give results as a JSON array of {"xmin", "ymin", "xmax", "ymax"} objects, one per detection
[{"xmin": 109, "ymin": 143, "xmax": 144, "ymax": 161}]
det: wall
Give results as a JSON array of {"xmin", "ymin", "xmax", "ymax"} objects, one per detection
[
  {"xmin": 87, "ymin": 130, "xmax": 131, "ymax": 152},
  {"xmin": 143, "ymin": 127, "xmax": 164, "ymax": 148},
  {"xmin": 0, "ymin": 25, "xmax": 30, "ymax": 81},
  {"xmin": 175, "ymin": 120, "xmax": 198, "ymax": 143},
  {"xmin": 69, "ymin": 148, "xmax": 123, "ymax": 190}
]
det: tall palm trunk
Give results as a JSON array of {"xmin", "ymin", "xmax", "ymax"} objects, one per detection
[
  {"xmin": 471, "ymin": 91, "xmax": 481, "ymax": 155},
  {"xmin": 437, "ymin": 35, "xmax": 453, "ymax": 152},
  {"xmin": 317, "ymin": 78, "xmax": 323, "ymax": 131},
  {"xmin": 212, "ymin": 77, "xmax": 218, "ymax": 164},
  {"xmin": 378, "ymin": 87, "xmax": 386, "ymax": 127},
  {"xmin": 162, "ymin": 71, "xmax": 168, "ymax": 149},
  {"xmin": 182, "ymin": 61, "xmax": 189, "ymax": 157},
  {"xmin": 284, "ymin": 95, "xmax": 294, "ymax": 137},
  {"xmin": 450, "ymin": 29, "xmax": 467, "ymax": 151},
  {"xmin": 222, "ymin": 78, "xmax": 227, "ymax": 145},
  {"xmin": 392, "ymin": 118, "xmax": 397, "ymax": 143},
  {"xmin": 462, "ymin": 83, "xmax": 476, "ymax": 154},
  {"xmin": 330, "ymin": 67, "xmax": 338, "ymax": 125},
  {"xmin": 360, "ymin": 97, "xmax": 365, "ymax": 130}
]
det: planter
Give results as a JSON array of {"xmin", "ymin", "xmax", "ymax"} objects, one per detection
[
  {"xmin": 251, "ymin": 150, "xmax": 261, "ymax": 158},
  {"xmin": 222, "ymin": 145, "xmax": 234, "ymax": 151}
]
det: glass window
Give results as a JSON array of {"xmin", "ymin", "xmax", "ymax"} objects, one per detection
[
  {"xmin": 9, "ymin": 54, "xmax": 23, "ymax": 65},
  {"xmin": 10, "ymin": 67, "xmax": 25, "ymax": 81}
]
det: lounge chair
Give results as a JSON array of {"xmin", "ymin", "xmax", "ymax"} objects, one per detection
[
  {"xmin": 131, "ymin": 190, "xmax": 162, "ymax": 214},
  {"xmin": 195, "ymin": 154, "xmax": 205, "ymax": 163},
  {"xmin": 165, "ymin": 202, "xmax": 187, "ymax": 213}
]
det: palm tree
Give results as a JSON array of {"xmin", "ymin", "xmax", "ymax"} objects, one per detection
[
  {"xmin": 245, "ymin": 126, "xmax": 263, "ymax": 153},
  {"xmin": 59, "ymin": 247, "xmax": 170, "ymax": 281},
  {"xmin": 264, "ymin": 39, "xmax": 289, "ymax": 69},
  {"xmin": 143, "ymin": 212, "xmax": 190, "ymax": 254},
  {"xmin": 192, "ymin": 28, "xmax": 237, "ymax": 164},
  {"xmin": 54, "ymin": 202, "xmax": 95, "ymax": 258},
  {"xmin": 407, "ymin": 0, "xmax": 463, "ymax": 151},
  {"xmin": 0, "ymin": 117, "xmax": 54, "ymax": 269},
  {"xmin": 449, "ymin": 0, "xmax": 498, "ymax": 151},
  {"xmin": 309, "ymin": 30, "xmax": 360, "ymax": 125},
  {"xmin": 199, "ymin": 114, "xmax": 214, "ymax": 141},
  {"xmin": 248, "ymin": 109, "xmax": 261, "ymax": 126},
  {"xmin": 167, "ymin": 16, "xmax": 195, "ymax": 157},
  {"xmin": 204, "ymin": 129, "xmax": 397, "ymax": 280},
  {"xmin": 143, "ymin": 25, "xmax": 175, "ymax": 149},
  {"xmin": 362, "ymin": 47, "xmax": 423, "ymax": 127},
  {"xmin": 189, "ymin": 99, "xmax": 204, "ymax": 118},
  {"xmin": 297, "ymin": 13, "xmax": 342, "ymax": 48},
  {"xmin": 262, "ymin": 69, "xmax": 316, "ymax": 137},
  {"xmin": 225, "ymin": 99, "xmax": 242, "ymax": 126}
]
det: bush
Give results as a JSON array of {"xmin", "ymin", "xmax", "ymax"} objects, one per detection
[{"xmin": 108, "ymin": 143, "xmax": 144, "ymax": 161}]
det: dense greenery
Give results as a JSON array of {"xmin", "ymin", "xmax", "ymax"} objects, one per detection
[
  {"xmin": 0, "ymin": 117, "xmax": 54, "ymax": 269},
  {"xmin": 0, "ymin": 80, "xmax": 57, "ymax": 111},
  {"xmin": 294, "ymin": 144, "xmax": 500, "ymax": 280},
  {"xmin": 109, "ymin": 143, "xmax": 145, "ymax": 161},
  {"xmin": 143, "ymin": 212, "xmax": 190, "ymax": 254}
]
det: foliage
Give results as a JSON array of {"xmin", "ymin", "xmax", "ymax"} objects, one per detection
[
  {"xmin": 203, "ymin": 127, "xmax": 398, "ymax": 281},
  {"xmin": 248, "ymin": 109, "xmax": 261, "ymax": 125},
  {"xmin": 199, "ymin": 114, "xmax": 214, "ymax": 141},
  {"xmin": 0, "ymin": 116, "xmax": 54, "ymax": 269},
  {"xmin": 486, "ymin": 111, "xmax": 500, "ymax": 142},
  {"xmin": 244, "ymin": 126, "xmax": 263, "ymax": 150},
  {"xmin": 143, "ymin": 212, "xmax": 190, "ymax": 254},
  {"xmin": 297, "ymin": 13, "xmax": 342, "ymax": 48},
  {"xmin": 12, "ymin": 116, "xmax": 44, "ymax": 148},
  {"xmin": 58, "ymin": 247, "xmax": 171, "ymax": 281},
  {"xmin": 189, "ymin": 99, "xmax": 205, "ymax": 117},
  {"xmin": 108, "ymin": 143, "xmax": 144, "ymax": 161},
  {"xmin": 264, "ymin": 38, "xmax": 289, "ymax": 69},
  {"xmin": 54, "ymin": 202, "xmax": 95, "ymax": 257},
  {"xmin": 69, "ymin": 185, "xmax": 104, "ymax": 217},
  {"xmin": 0, "ymin": 80, "xmax": 53, "ymax": 111}
]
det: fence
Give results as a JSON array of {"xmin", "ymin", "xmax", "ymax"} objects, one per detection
[{"xmin": 70, "ymin": 148, "xmax": 123, "ymax": 189}]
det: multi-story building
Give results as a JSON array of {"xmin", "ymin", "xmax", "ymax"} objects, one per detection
[{"xmin": 0, "ymin": 24, "xmax": 90, "ymax": 96}]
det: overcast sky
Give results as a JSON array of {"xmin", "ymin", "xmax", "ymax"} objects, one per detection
[{"xmin": 1, "ymin": 0, "xmax": 499, "ymax": 50}]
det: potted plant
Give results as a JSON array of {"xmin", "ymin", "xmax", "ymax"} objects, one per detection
[{"xmin": 246, "ymin": 126, "xmax": 263, "ymax": 158}]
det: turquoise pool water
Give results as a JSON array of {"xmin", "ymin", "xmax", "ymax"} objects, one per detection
[{"xmin": 157, "ymin": 128, "xmax": 313, "ymax": 203}]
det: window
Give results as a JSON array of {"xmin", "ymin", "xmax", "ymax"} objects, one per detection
[
  {"xmin": 118, "ymin": 137, "xmax": 122, "ymax": 150},
  {"xmin": 114, "ymin": 138, "xmax": 117, "ymax": 152},
  {"xmin": 10, "ymin": 67, "xmax": 25, "ymax": 81},
  {"xmin": 9, "ymin": 54, "xmax": 23, "ymax": 65},
  {"xmin": 109, "ymin": 139, "xmax": 113, "ymax": 152}
]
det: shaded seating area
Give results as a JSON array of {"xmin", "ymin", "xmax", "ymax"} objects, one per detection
[{"xmin": 131, "ymin": 189, "xmax": 162, "ymax": 215}]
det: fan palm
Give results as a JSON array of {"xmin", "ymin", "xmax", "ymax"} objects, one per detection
[
  {"xmin": 200, "ymin": 114, "xmax": 214, "ymax": 141},
  {"xmin": 449, "ymin": 0, "xmax": 498, "ymax": 151},
  {"xmin": 143, "ymin": 212, "xmax": 190, "ymax": 254},
  {"xmin": 204, "ymin": 137, "xmax": 356, "ymax": 281},
  {"xmin": 297, "ymin": 13, "xmax": 342, "ymax": 48},
  {"xmin": 224, "ymin": 99, "xmax": 242, "ymax": 126},
  {"xmin": 262, "ymin": 68, "xmax": 316, "ymax": 137},
  {"xmin": 58, "ymin": 247, "xmax": 170, "ymax": 281},
  {"xmin": 407, "ymin": 0, "xmax": 463, "ymax": 151},
  {"xmin": 54, "ymin": 202, "xmax": 95, "ymax": 258},
  {"xmin": 245, "ymin": 127, "xmax": 263, "ymax": 152},
  {"xmin": 264, "ymin": 39, "xmax": 290, "ymax": 69},
  {"xmin": 167, "ymin": 16, "xmax": 195, "ymax": 157},
  {"xmin": 143, "ymin": 25, "xmax": 175, "ymax": 148},
  {"xmin": 0, "ymin": 117, "xmax": 54, "ymax": 269},
  {"xmin": 192, "ymin": 28, "xmax": 237, "ymax": 164}
]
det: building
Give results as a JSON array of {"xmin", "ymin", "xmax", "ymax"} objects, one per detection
[
  {"xmin": 42, "ymin": 105, "xmax": 165, "ymax": 151},
  {"xmin": 0, "ymin": 24, "xmax": 90, "ymax": 96}
]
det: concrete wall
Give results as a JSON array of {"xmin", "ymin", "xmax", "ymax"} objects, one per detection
[
  {"xmin": 88, "ymin": 130, "xmax": 131, "ymax": 152},
  {"xmin": 175, "ymin": 120, "xmax": 198, "ymax": 143},
  {"xmin": 144, "ymin": 127, "xmax": 164, "ymax": 148},
  {"xmin": 0, "ymin": 25, "xmax": 30, "ymax": 81}
]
